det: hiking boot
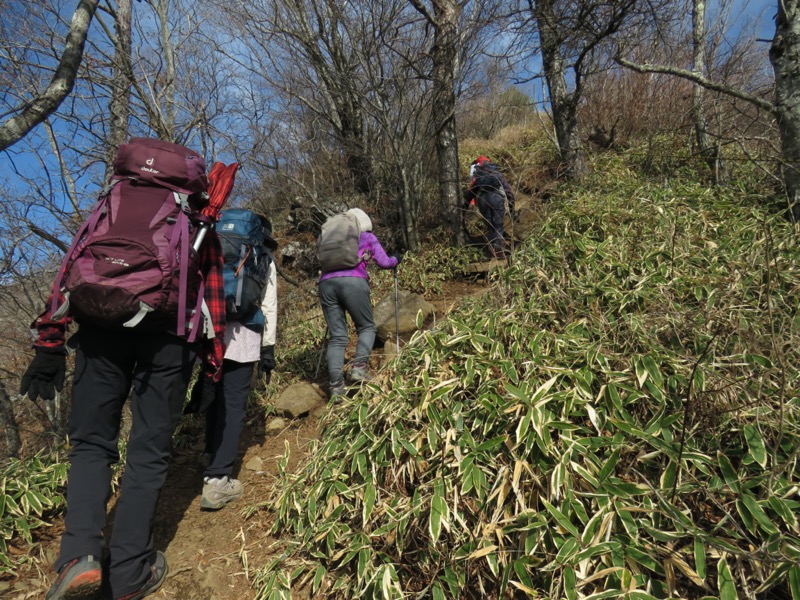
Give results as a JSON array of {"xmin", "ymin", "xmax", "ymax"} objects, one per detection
[
  {"xmin": 329, "ymin": 380, "xmax": 346, "ymax": 402},
  {"xmin": 200, "ymin": 476, "xmax": 243, "ymax": 510},
  {"xmin": 349, "ymin": 363, "xmax": 373, "ymax": 382},
  {"xmin": 46, "ymin": 555, "xmax": 102, "ymax": 600},
  {"xmin": 115, "ymin": 551, "xmax": 168, "ymax": 600}
]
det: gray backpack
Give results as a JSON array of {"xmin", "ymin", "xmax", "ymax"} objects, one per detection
[{"xmin": 317, "ymin": 212, "xmax": 362, "ymax": 273}]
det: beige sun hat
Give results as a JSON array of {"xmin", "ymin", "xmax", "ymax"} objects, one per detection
[{"xmin": 346, "ymin": 208, "xmax": 373, "ymax": 232}]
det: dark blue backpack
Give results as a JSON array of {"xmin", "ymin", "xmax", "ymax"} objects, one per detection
[
  {"xmin": 472, "ymin": 165, "xmax": 503, "ymax": 193},
  {"xmin": 217, "ymin": 209, "xmax": 272, "ymax": 322}
]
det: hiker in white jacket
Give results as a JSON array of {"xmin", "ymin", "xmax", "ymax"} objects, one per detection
[{"xmin": 190, "ymin": 213, "xmax": 279, "ymax": 510}]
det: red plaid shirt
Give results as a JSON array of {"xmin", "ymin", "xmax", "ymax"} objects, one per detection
[
  {"xmin": 33, "ymin": 230, "xmax": 227, "ymax": 381},
  {"xmin": 198, "ymin": 231, "xmax": 226, "ymax": 379}
]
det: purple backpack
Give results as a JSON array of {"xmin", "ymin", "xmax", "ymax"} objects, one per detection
[{"xmin": 51, "ymin": 138, "xmax": 209, "ymax": 340}]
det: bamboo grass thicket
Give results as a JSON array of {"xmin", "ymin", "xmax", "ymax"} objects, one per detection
[{"xmin": 257, "ymin": 162, "xmax": 800, "ymax": 600}]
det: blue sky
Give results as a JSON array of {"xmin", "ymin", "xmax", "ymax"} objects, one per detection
[
  {"xmin": 0, "ymin": 0, "xmax": 782, "ymax": 222},
  {"xmin": 515, "ymin": 0, "xmax": 776, "ymax": 109},
  {"xmin": 733, "ymin": 0, "xmax": 774, "ymax": 39}
]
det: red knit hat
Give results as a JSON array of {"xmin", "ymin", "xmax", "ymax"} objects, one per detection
[{"xmin": 475, "ymin": 155, "xmax": 490, "ymax": 165}]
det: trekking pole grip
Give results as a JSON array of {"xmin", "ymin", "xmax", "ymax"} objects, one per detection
[{"xmin": 192, "ymin": 215, "xmax": 214, "ymax": 252}]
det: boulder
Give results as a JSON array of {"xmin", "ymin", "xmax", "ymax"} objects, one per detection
[
  {"xmin": 273, "ymin": 382, "xmax": 325, "ymax": 418},
  {"xmin": 373, "ymin": 290, "xmax": 435, "ymax": 342},
  {"xmin": 280, "ymin": 240, "xmax": 318, "ymax": 275},
  {"xmin": 380, "ymin": 339, "xmax": 398, "ymax": 368}
]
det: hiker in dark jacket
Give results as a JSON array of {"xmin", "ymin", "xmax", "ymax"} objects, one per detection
[
  {"xmin": 19, "ymin": 142, "xmax": 227, "ymax": 600},
  {"xmin": 319, "ymin": 208, "xmax": 399, "ymax": 398},
  {"xmin": 464, "ymin": 155, "xmax": 515, "ymax": 258}
]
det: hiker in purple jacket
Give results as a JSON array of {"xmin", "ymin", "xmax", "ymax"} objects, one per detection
[{"xmin": 319, "ymin": 208, "xmax": 399, "ymax": 398}]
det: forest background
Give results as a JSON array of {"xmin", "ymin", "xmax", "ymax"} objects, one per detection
[{"xmin": 0, "ymin": 0, "xmax": 799, "ymax": 599}]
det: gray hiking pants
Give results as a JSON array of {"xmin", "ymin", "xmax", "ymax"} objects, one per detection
[{"xmin": 319, "ymin": 276, "xmax": 375, "ymax": 384}]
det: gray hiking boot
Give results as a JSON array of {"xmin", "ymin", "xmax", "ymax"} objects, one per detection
[
  {"xmin": 349, "ymin": 363, "xmax": 373, "ymax": 382},
  {"xmin": 200, "ymin": 476, "xmax": 243, "ymax": 510},
  {"xmin": 45, "ymin": 555, "xmax": 102, "ymax": 600},
  {"xmin": 329, "ymin": 380, "xmax": 346, "ymax": 402},
  {"xmin": 115, "ymin": 551, "xmax": 168, "ymax": 600}
]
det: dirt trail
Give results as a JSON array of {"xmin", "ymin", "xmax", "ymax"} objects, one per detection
[
  {"xmin": 152, "ymin": 415, "xmax": 320, "ymax": 599},
  {"xmin": 5, "ymin": 278, "xmax": 491, "ymax": 600}
]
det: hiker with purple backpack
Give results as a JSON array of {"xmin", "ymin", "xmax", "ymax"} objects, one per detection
[
  {"xmin": 19, "ymin": 138, "xmax": 228, "ymax": 600},
  {"xmin": 317, "ymin": 208, "xmax": 400, "ymax": 399}
]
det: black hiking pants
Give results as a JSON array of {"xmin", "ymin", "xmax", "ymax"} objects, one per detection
[
  {"xmin": 204, "ymin": 358, "xmax": 254, "ymax": 478},
  {"xmin": 56, "ymin": 324, "xmax": 195, "ymax": 598},
  {"xmin": 476, "ymin": 192, "xmax": 506, "ymax": 254}
]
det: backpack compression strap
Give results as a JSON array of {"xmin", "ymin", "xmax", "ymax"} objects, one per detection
[
  {"xmin": 120, "ymin": 192, "xmax": 199, "ymax": 339},
  {"xmin": 234, "ymin": 242, "xmax": 250, "ymax": 308},
  {"xmin": 173, "ymin": 191, "xmax": 205, "ymax": 342}
]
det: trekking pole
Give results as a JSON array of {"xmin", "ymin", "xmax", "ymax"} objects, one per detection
[
  {"xmin": 394, "ymin": 266, "xmax": 400, "ymax": 354},
  {"xmin": 314, "ymin": 326, "xmax": 328, "ymax": 379}
]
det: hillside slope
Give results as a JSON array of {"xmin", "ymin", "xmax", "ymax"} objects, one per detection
[
  {"xmin": 3, "ymin": 156, "xmax": 799, "ymax": 600},
  {"xmin": 2, "ymin": 276, "xmax": 493, "ymax": 600},
  {"xmin": 255, "ymin": 164, "xmax": 800, "ymax": 599}
]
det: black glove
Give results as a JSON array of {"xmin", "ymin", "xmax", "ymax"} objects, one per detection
[
  {"xmin": 258, "ymin": 345, "xmax": 275, "ymax": 382},
  {"xmin": 184, "ymin": 374, "xmax": 219, "ymax": 414},
  {"xmin": 20, "ymin": 348, "xmax": 66, "ymax": 402},
  {"xmin": 391, "ymin": 253, "xmax": 403, "ymax": 266}
]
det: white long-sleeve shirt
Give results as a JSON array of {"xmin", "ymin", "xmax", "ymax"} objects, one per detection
[{"xmin": 222, "ymin": 261, "xmax": 277, "ymax": 363}]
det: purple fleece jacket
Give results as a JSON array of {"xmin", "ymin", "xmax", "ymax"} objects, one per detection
[{"xmin": 319, "ymin": 231, "xmax": 398, "ymax": 281}]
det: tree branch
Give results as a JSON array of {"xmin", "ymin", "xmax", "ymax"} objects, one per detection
[
  {"xmin": 409, "ymin": 0, "xmax": 435, "ymax": 27},
  {"xmin": 0, "ymin": 0, "xmax": 101, "ymax": 151},
  {"xmin": 615, "ymin": 56, "xmax": 776, "ymax": 114},
  {"xmin": 274, "ymin": 260, "xmax": 303, "ymax": 288},
  {"xmin": 28, "ymin": 223, "xmax": 70, "ymax": 254}
]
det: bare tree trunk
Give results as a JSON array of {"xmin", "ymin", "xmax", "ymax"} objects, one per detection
[
  {"xmin": 106, "ymin": 0, "xmax": 133, "ymax": 179},
  {"xmin": 0, "ymin": 0, "xmax": 100, "ymax": 151},
  {"xmin": 343, "ymin": 127, "xmax": 372, "ymax": 197},
  {"xmin": 0, "ymin": 380, "xmax": 22, "ymax": 459},
  {"xmin": 691, "ymin": 0, "xmax": 724, "ymax": 183},
  {"xmin": 770, "ymin": 0, "xmax": 800, "ymax": 221},
  {"xmin": 535, "ymin": 0, "xmax": 587, "ymax": 179},
  {"xmin": 157, "ymin": 0, "xmax": 176, "ymax": 139},
  {"xmin": 398, "ymin": 164, "xmax": 421, "ymax": 251},
  {"xmin": 429, "ymin": 0, "xmax": 465, "ymax": 246}
]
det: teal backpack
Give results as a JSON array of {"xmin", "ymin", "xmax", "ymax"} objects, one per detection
[{"xmin": 217, "ymin": 209, "xmax": 272, "ymax": 322}]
